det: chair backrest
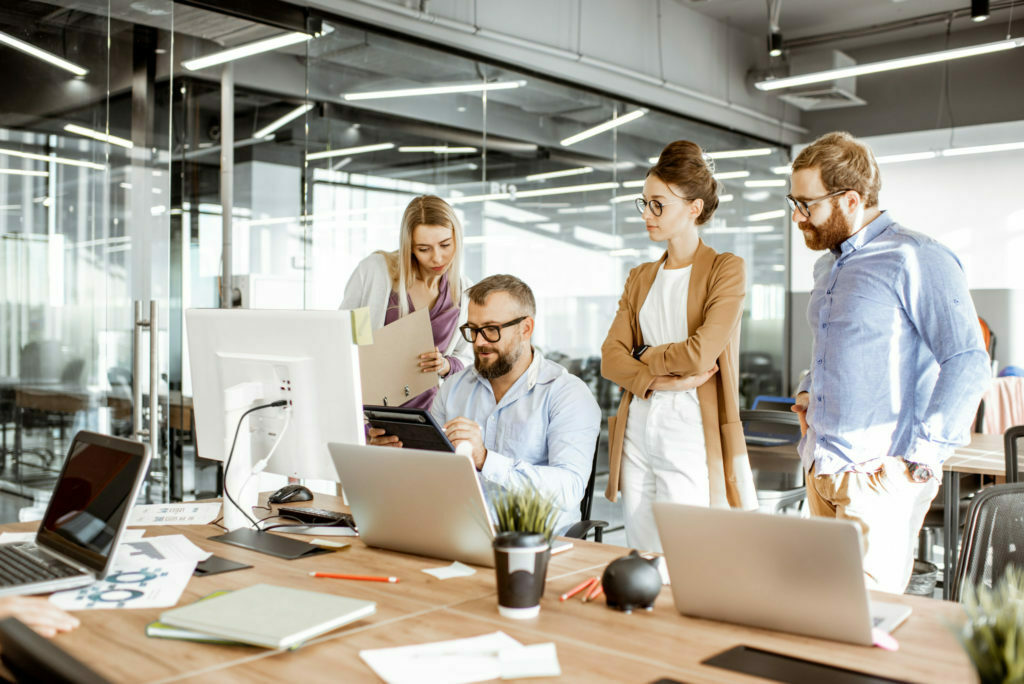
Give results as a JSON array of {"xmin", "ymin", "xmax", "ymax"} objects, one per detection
[
  {"xmin": 740, "ymin": 409, "xmax": 802, "ymax": 445},
  {"xmin": 580, "ymin": 435, "xmax": 601, "ymax": 521},
  {"xmin": 0, "ymin": 617, "xmax": 110, "ymax": 684},
  {"xmin": 1005, "ymin": 425, "xmax": 1024, "ymax": 483},
  {"xmin": 951, "ymin": 483, "xmax": 1024, "ymax": 602}
]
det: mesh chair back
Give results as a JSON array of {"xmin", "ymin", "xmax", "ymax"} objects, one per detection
[
  {"xmin": 580, "ymin": 436, "xmax": 600, "ymax": 521},
  {"xmin": 951, "ymin": 483, "xmax": 1024, "ymax": 602},
  {"xmin": 740, "ymin": 410, "xmax": 804, "ymax": 512},
  {"xmin": 1005, "ymin": 425, "xmax": 1024, "ymax": 483}
]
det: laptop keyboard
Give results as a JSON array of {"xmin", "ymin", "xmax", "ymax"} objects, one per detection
[{"xmin": 0, "ymin": 544, "xmax": 84, "ymax": 587}]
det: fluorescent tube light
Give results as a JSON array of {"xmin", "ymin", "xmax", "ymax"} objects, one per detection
[
  {"xmin": 0, "ymin": 30, "xmax": 88, "ymax": 76},
  {"xmin": 703, "ymin": 225, "xmax": 775, "ymax": 234},
  {"xmin": 609, "ymin": 248, "xmax": 643, "ymax": 257},
  {"xmin": 875, "ymin": 151, "xmax": 939, "ymax": 164},
  {"xmin": 253, "ymin": 104, "xmax": 313, "ymax": 139},
  {"xmin": 398, "ymin": 146, "xmax": 477, "ymax": 154},
  {"xmin": 560, "ymin": 109, "xmax": 646, "ymax": 147},
  {"xmin": 0, "ymin": 147, "xmax": 104, "ymax": 170},
  {"xmin": 941, "ymin": 141, "xmax": 1024, "ymax": 157},
  {"xmin": 747, "ymin": 209, "xmax": 788, "ymax": 221},
  {"xmin": 756, "ymin": 37, "xmax": 1024, "ymax": 91},
  {"xmin": 707, "ymin": 148, "xmax": 773, "ymax": 159},
  {"xmin": 621, "ymin": 179, "xmax": 646, "ymax": 188},
  {"xmin": 745, "ymin": 179, "xmax": 787, "ymax": 187},
  {"xmin": 516, "ymin": 181, "xmax": 620, "ymax": 199},
  {"xmin": 344, "ymin": 81, "xmax": 526, "ymax": 101},
  {"xmin": 648, "ymin": 157, "xmax": 659, "ymax": 164},
  {"xmin": 0, "ymin": 168, "xmax": 48, "ymax": 177},
  {"xmin": 714, "ymin": 171, "xmax": 751, "ymax": 180},
  {"xmin": 182, "ymin": 32, "xmax": 312, "ymax": 71},
  {"xmin": 556, "ymin": 205, "xmax": 610, "ymax": 214},
  {"xmin": 610, "ymin": 194, "xmax": 638, "ymax": 203},
  {"xmin": 771, "ymin": 165, "xmax": 792, "ymax": 175},
  {"xmin": 719, "ymin": 194, "xmax": 734, "ymax": 202},
  {"xmin": 624, "ymin": 217, "xmax": 645, "ymax": 224},
  {"xmin": 448, "ymin": 192, "xmax": 513, "ymax": 205},
  {"xmin": 573, "ymin": 225, "xmax": 622, "ymax": 249},
  {"xmin": 306, "ymin": 142, "xmax": 394, "ymax": 161},
  {"xmin": 525, "ymin": 166, "xmax": 593, "ymax": 181},
  {"xmin": 64, "ymin": 123, "xmax": 133, "ymax": 149}
]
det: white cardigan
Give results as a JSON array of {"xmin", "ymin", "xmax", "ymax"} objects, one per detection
[{"xmin": 339, "ymin": 253, "xmax": 473, "ymax": 371}]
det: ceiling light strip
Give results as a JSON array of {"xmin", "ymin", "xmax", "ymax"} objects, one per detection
[
  {"xmin": 560, "ymin": 109, "xmax": 646, "ymax": 147},
  {"xmin": 344, "ymin": 80, "xmax": 526, "ymax": 101},
  {"xmin": 0, "ymin": 168, "xmax": 49, "ymax": 177},
  {"xmin": 706, "ymin": 148, "xmax": 773, "ymax": 159},
  {"xmin": 253, "ymin": 104, "xmax": 313, "ymax": 139},
  {"xmin": 64, "ymin": 124, "xmax": 133, "ymax": 149},
  {"xmin": 182, "ymin": 32, "xmax": 312, "ymax": 71},
  {"xmin": 525, "ymin": 167, "xmax": 593, "ymax": 181},
  {"xmin": 756, "ymin": 37, "xmax": 1024, "ymax": 91},
  {"xmin": 397, "ymin": 146, "xmax": 477, "ymax": 153},
  {"xmin": 306, "ymin": 142, "xmax": 395, "ymax": 161},
  {"xmin": 0, "ymin": 147, "xmax": 104, "ymax": 171},
  {"xmin": 0, "ymin": 30, "xmax": 88, "ymax": 76}
]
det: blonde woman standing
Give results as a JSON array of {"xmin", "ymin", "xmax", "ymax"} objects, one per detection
[
  {"xmin": 601, "ymin": 141, "xmax": 758, "ymax": 552},
  {"xmin": 341, "ymin": 195, "xmax": 472, "ymax": 409}
]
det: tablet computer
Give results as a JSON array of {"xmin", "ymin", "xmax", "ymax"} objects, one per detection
[{"xmin": 363, "ymin": 406, "xmax": 455, "ymax": 453}]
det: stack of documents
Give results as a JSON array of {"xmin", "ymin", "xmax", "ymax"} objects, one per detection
[{"xmin": 359, "ymin": 631, "xmax": 561, "ymax": 683}]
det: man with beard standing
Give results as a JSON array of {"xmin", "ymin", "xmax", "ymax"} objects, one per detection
[
  {"xmin": 788, "ymin": 131, "xmax": 990, "ymax": 593},
  {"xmin": 369, "ymin": 274, "xmax": 600, "ymax": 534}
]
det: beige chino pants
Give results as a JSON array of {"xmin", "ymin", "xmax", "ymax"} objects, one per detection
[{"xmin": 806, "ymin": 457, "xmax": 940, "ymax": 594}]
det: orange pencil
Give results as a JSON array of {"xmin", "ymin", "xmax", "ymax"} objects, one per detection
[
  {"xmin": 583, "ymin": 579, "xmax": 604, "ymax": 602},
  {"xmin": 309, "ymin": 571, "xmax": 399, "ymax": 583},
  {"xmin": 560, "ymin": 577, "xmax": 597, "ymax": 602}
]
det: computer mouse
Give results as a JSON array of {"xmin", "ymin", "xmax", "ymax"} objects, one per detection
[{"xmin": 268, "ymin": 484, "xmax": 314, "ymax": 504}]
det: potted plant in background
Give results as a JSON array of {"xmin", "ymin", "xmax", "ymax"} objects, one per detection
[
  {"xmin": 489, "ymin": 486, "xmax": 558, "ymax": 619},
  {"xmin": 958, "ymin": 566, "xmax": 1024, "ymax": 683}
]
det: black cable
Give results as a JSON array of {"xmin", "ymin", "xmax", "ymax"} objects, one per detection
[{"xmin": 223, "ymin": 400, "xmax": 288, "ymax": 528}]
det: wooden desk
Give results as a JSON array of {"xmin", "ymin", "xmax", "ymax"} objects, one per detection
[
  {"xmin": 1, "ymin": 499, "xmax": 975, "ymax": 683},
  {"xmin": 941, "ymin": 432, "xmax": 1005, "ymax": 599}
]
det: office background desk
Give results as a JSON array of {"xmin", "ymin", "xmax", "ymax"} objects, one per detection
[{"xmin": 0, "ymin": 499, "xmax": 974, "ymax": 683}]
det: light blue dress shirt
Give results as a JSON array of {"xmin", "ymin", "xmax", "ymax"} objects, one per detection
[
  {"xmin": 797, "ymin": 211, "xmax": 991, "ymax": 475},
  {"xmin": 430, "ymin": 349, "xmax": 601, "ymax": 534}
]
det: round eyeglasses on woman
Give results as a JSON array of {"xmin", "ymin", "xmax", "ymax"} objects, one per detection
[
  {"xmin": 785, "ymin": 189, "xmax": 851, "ymax": 218},
  {"xmin": 459, "ymin": 316, "xmax": 527, "ymax": 344},
  {"xmin": 635, "ymin": 197, "xmax": 683, "ymax": 217}
]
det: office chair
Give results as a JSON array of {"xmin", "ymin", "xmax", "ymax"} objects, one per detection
[
  {"xmin": 739, "ymin": 410, "xmax": 805, "ymax": 514},
  {"xmin": 949, "ymin": 483, "xmax": 1024, "ymax": 603},
  {"xmin": 750, "ymin": 395, "xmax": 795, "ymax": 411},
  {"xmin": 1003, "ymin": 425, "xmax": 1024, "ymax": 482},
  {"xmin": 563, "ymin": 436, "xmax": 609, "ymax": 542},
  {"xmin": 0, "ymin": 617, "xmax": 110, "ymax": 684}
]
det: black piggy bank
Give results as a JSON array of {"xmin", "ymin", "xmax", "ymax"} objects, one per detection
[{"xmin": 601, "ymin": 550, "xmax": 663, "ymax": 613}]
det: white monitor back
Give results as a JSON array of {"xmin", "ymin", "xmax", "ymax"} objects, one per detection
[{"xmin": 185, "ymin": 308, "xmax": 364, "ymax": 482}]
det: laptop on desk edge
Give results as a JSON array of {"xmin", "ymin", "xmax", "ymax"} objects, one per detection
[
  {"xmin": 653, "ymin": 503, "xmax": 911, "ymax": 646},
  {"xmin": 0, "ymin": 431, "xmax": 150, "ymax": 597}
]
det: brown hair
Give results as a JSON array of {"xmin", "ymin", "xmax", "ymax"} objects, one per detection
[
  {"xmin": 792, "ymin": 131, "xmax": 881, "ymax": 208},
  {"xmin": 378, "ymin": 195, "xmax": 463, "ymax": 316},
  {"xmin": 466, "ymin": 275, "xmax": 536, "ymax": 317},
  {"xmin": 648, "ymin": 140, "xmax": 719, "ymax": 225}
]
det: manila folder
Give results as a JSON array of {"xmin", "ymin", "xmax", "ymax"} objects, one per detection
[{"xmin": 359, "ymin": 307, "xmax": 437, "ymax": 406}]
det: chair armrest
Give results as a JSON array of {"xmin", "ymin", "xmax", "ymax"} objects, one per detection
[{"xmin": 563, "ymin": 519, "xmax": 609, "ymax": 542}]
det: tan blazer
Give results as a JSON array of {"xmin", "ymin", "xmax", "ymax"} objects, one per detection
[{"xmin": 600, "ymin": 240, "xmax": 758, "ymax": 510}]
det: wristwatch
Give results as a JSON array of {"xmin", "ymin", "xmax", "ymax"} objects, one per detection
[
  {"xmin": 905, "ymin": 460, "xmax": 935, "ymax": 483},
  {"xmin": 632, "ymin": 344, "xmax": 649, "ymax": 361}
]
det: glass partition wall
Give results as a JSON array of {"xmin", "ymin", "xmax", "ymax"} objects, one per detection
[{"xmin": 1, "ymin": 1, "xmax": 790, "ymax": 518}]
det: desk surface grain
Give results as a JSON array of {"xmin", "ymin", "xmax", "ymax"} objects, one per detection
[{"xmin": 2, "ymin": 496, "xmax": 977, "ymax": 684}]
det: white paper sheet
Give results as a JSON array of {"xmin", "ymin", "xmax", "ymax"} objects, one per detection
[
  {"xmin": 421, "ymin": 561, "xmax": 476, "ymax": 580},
  {"xmin": 126, "ymin": 502, "xmax": 221, "ymax": 526},
  {"xmin": 0, "ymin": 528, "xmax": 145, "ymax": 545},
  {"xmin": 359, "ymin": 631, "xmax": 561, "ymax": 684},
  {"xmin": 49, "ymin": 534, "xmax": 210, "ymax": 611}
]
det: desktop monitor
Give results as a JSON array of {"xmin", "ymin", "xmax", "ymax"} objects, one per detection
[{"xmin": 185, "ymin": 308, "xmax": 364, "ymax": 490}]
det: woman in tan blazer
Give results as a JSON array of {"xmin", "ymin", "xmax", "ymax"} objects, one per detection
[{"xmin": 601, "ymin": 141, "xmax": 758, "ymax": 552}]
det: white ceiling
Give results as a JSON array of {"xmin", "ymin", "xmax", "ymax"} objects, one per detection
[{"xmin": 679, "ymin": 0, "xmax": 1014, "ymax": 49}]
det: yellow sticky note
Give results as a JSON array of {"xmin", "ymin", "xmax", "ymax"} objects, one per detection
[{"xmin": 349, "ymin": 307, "xmax": 373, "ymax": 346}]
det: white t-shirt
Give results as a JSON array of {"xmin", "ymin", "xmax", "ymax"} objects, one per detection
[{"xmin": 638, "ymin": 263, "xmax": 698, "ymax": 400}]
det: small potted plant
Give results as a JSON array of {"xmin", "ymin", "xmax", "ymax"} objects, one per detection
[
  {"xmin": 489, "ymin": 486, "xmax": 558, "ymax": 619},
  {"xmin": 958, "ymin": 566, "xmax": 1024, "ymax": 683}
]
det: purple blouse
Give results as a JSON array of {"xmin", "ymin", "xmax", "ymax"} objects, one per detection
[{"xmin": 383, "ymin": 273, "xmax": 463, "ymax": 409}]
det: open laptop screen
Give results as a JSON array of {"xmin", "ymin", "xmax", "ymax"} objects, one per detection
[{"xmin": 35, "ymin": 432, "xmax": 150, "ymax": 574}]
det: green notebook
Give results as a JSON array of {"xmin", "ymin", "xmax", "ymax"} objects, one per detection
[
  {"xmin": 147, "ymin": 591, "xmax": 247, "ymax": 646},
  {"xmin": 157, "ymin": 583, "xmax": 377, "ymax": 650}
]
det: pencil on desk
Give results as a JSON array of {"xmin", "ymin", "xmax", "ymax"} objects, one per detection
[
  {"xmin": 560, "ymin": 577, "xmax": 597, "ymax": 602},
  {"xmin": 309, "ymin": 572, "xmax": 399, "ymax": 583},
  {"xmin": 584, "ymin": 579, "xmax": 603, "ymax": 602}
]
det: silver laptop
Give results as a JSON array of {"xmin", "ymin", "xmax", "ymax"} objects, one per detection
[
  {"xmin": 0, "ymin": 431, "xmax": 150, "ymax": 597},
  {"xmin": 652, "ymin": 503, "xmax": 911, "ymax": 646},
  {"xmin": 328, "ymin": 443, "xmax": 497, "ymax": 567}
]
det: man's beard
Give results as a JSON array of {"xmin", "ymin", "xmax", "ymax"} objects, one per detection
[
  {"xmin": 474, "ymin": 343, "xmax": 523, "ymax": 380},
  {"xmin": 800, "ymin": 199, "xmax": 851, "ymax": 251}
]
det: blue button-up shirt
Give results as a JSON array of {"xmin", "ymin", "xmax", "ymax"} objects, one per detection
[
  {"xmin": 797, "ymin": 211, "xmax": 991, "ymax": 475},
  {"xmin": 430, "ymin": 349, "xmax": 601, "ymax": 534}
]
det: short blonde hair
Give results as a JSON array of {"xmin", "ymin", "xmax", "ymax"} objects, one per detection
[
  {"xmin": 467, "ymin": 275, "xmax": 535, "ymax": 317},
  {"xmin": 379, "ymin": 195, "xmax": 463, "ymax": 317},
  {"xmin": 792, "ymin": 131, "xmax": 881, "ymax": 208}
]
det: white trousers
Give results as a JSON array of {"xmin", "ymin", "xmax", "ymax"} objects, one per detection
[{"xmin": 621, "ymin": 391, "xmax": 709, "ymax": 553}]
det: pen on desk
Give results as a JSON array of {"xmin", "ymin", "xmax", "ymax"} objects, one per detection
[
  {"xmin": 560, "ymin": 577, "xmax": 597, "ymax": 602},
  {"xmin": 309, "ymin": 571, "xmax": 399, "ymax": 583},
  {"xmin": 583, "ymin": 579, "xmax": 604, "ymax": 603}
]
